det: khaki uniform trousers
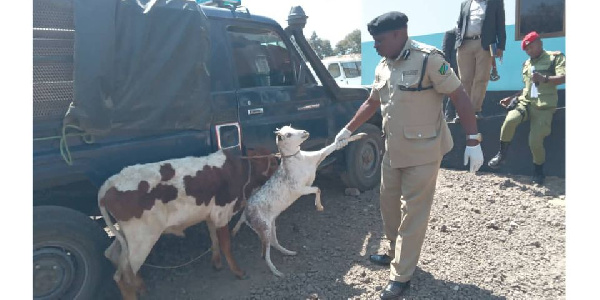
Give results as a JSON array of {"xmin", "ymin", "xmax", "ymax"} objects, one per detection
[
  {"xmin": 457, "ymin": 39, "xmax": 493, "ymax": 112},
  {"xmin": 379, "ymin": 151, "xmax": 441, "ymax": 282},
  {"xmin": 500, "ymin": 103, "xmax": 556, "ymax": 165}
]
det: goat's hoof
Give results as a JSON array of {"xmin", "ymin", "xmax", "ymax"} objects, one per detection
[
  {"xmin": 211, "ymin": 261, "xmax": 223, "ymax": 271},
  {"xmin": 283, "ymin": 250, "xmax": 297, "ymax": 256},
  {"xmin": 235, "ymin": 271, "xmax": 248, "ymax": 280},
  {"xmin": 316, "ymin": 206, "xmax": 324, "ymax": 211},
  {"xmin": 272, "ymin": 270, "xmax": 284, "ymax": 277}
]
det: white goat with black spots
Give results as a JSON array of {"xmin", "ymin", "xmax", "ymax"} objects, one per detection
[{"xmin": 233, "ymin": 125, "xmax": 364, "ymax": 277}]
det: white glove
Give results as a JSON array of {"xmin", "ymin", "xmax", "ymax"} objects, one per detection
[
  {"xmin": 464, "ymin": 144, "xmax": 484, "ymax": 173},
  {"xmin": 335, "ymin": 139, "xmax": 349, "ymax": 150},
  {"xmin": 335, "ymin": 127, "xmax": 352, "ymax": 142}
]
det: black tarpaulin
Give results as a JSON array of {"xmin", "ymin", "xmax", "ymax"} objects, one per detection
[{"xmin": 65, "ymin": 0, "xmax": 212, "ymax": 135}]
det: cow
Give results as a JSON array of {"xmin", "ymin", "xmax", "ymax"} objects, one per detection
[{"xmin": 98, "ymin": 148, "xmax": 277, "ymax": 300}]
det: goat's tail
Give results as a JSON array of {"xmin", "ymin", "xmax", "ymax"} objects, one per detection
[{"xmin": 232, "ymin": 210, "xmax": 246, "ymax": 237}]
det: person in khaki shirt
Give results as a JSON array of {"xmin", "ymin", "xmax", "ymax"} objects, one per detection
[
  {"xmin": 334, "ymin": 11, "xmax": 484, "ymax": 299},
  {"xmin": 488, "ymin": 31, "xmax": 566, "ymax": 185}
]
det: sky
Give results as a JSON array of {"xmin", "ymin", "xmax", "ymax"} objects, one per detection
[{"xmin": 243, "ymin": 0, "xmax": 362, "ymax": 46}]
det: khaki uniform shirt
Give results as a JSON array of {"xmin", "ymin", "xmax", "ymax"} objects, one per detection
[
  {"xmin": 519, "ymin": 50, "xmax": 566, "ymax": 109},
  {"xmin": 371, "ymin": 38, "xmax": 462, "ymax": 168}
]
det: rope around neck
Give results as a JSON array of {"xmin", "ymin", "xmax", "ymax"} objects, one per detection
[{"xmin": 280, "ymin": 149, "xmax": 300, "ymax": 158}]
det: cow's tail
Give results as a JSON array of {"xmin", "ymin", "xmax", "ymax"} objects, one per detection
[
  {"xmin": 99, "ymin": 204, "xmax": 127, "ymax": 251},
  {"xmin": 98, "ymin": 185, "xmax": 130, "ymax": 277}
]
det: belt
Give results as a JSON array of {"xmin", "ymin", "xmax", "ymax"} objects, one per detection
[{"xmin": 464, "ymin": 35, "xmax": 481, "ymax": 40}]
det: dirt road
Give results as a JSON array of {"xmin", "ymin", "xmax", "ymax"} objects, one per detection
[{"xmin": 101, "ymin": 168, "xmax": 565, "ymax": 300}]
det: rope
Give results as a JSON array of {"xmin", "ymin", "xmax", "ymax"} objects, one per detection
[
  {"xmin": 33, "ymin": 124, "xmax": 95, "ymax": 166},
  {"xmin": 143, "ymin": 247, "xmax": 212, "ymax": 269},
  {"xmin": 239, "ymin": 153, "xmax": 280, "ymax": 159}
]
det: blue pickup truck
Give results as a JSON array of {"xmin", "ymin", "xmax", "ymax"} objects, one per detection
[{"xmin": 33, "ymin": 0, "xmax": 383, "ymax": 298}]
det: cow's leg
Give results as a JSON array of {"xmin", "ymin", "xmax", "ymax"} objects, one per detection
[
  {"xmin": 121, "ymin": 228, "xmax": 161, "ymax": 297},
  {"xmin": 216, "ymin": 226, "xmax": 246, "ymax": 279},
  {"xmin": 270, "ymin": 220, "xmax": 296, "ymax": 256},
  {"xmin": 299, "ymin": 186, "xmax": 324, "ymax": 211},
  {"xmin": 106, "ymin": 239, "xmax": 136, "ymax": 300},
  {"xmin": 206, "ymin": 220, "xmax": 222, "ymax": 270},
  {"xmin": 262, "ymin": 226, "xmax": 284, "ymax": 277},
  {"xmin": 117, "ymin": 263, "xmax": 145, "ymax": 300}
]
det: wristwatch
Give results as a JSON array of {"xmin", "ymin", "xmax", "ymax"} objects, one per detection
[{"xmin": 466, "ymin": 133, "xmax": 482, "ymax": 142}]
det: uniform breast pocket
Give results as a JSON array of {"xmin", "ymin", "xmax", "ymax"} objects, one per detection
[{"xmin": 396, "ymin": 70, "xmax": 420, "ymax": 91}]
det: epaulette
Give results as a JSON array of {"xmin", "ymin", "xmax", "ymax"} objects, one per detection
[
  {"xmin": 410, "ymin": 40, "xmax": 444, "ymax": 56},
  {"xmin": 548, "ymin": 50, "xmax": 563, "ymax": 56}
]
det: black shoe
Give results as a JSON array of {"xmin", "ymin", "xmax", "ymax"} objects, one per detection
[
  {"xmin": 369, "ymin": 254, "xmax": 393, "ymax": 266},
  {"xmin": 488, "ymin": 141, "xmax": 510, "ymax": 169},
  {"xmin": 380, "ymin": 280, "xmax": 411, "ymax": 300},
  {"xmin": 445, "ymin": 115, "xmax": 456, "ymax": 122},
  {"xmin": 532, "ymin": 163, "xmax": 545, "ymax": 185},
  {"xmin": 475, "ymin": 112, "xmax": 485, "ymax": 120},
  {"xmin": 487, "ymin": 151, "xmax": 504, "ymax": 169},
  {"xmin": 532, "ymin": 173, "xmax": 545, "ymax": 185},
  {"xmin": 452, "ymin": 116, "xmax": 461, "ymax": 123}
]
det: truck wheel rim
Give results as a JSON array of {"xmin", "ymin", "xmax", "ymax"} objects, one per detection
[
  {"xmin": 360, "ymin": 140, "xmax": 378, "ymax": 178},
  {"xmin": 33, "ymin": 247, "xmax": 77, "ymax": 299}
]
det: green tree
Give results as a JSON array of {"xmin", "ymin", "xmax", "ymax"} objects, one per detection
[
  {"xmin": 308, "ymin": 31, "xmax": 334, "ymax": 59},
  {"xmin": 334, "ymin": 29, "xmax": 361, "ymax": 55}
]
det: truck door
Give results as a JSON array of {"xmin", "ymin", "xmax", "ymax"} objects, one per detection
[{"xmin": 227, "ymin": 24, "xmax": 329, "ymax": 153}]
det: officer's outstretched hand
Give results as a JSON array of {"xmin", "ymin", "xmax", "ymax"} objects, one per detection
[
  {"xmin": 335, "ymin": 139, "xmax": 349, "ymax": 151},
  {"xmin": 335, "ymin": 127, "xmax": 352, "ymax": 142},
  {"xmin": 464, "ymin": 144, "xmax": 484, "ymax": 173}
]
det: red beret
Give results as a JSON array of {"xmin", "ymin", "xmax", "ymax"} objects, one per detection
[{"xmin": 522, "ymin": 31, "xmax": 540, "ymax": 50}]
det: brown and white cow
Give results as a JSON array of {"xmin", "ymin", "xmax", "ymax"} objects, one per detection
[{"xmin": 98, "ymin": 148, "xmax": 277, "ymax": 300}]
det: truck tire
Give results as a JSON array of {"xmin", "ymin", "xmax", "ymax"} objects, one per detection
[
  {"xmin": 341, "ymin": 123, "xmax": 384, "ymax": 191},
  {"xmin": 33, "ymin": 206, "xmax": 110, "ymax": 300}
]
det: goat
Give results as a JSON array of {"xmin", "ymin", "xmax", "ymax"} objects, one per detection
[{"xmin": 233, "ymin": 125, "xmax": 364, "ymax": 277}]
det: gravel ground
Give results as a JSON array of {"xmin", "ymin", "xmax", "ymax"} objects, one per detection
[{"xmin": 102, "ymin": 168, "xmax": 565, "ymax": 300}]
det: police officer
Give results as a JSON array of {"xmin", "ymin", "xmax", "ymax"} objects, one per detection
[
  {"xmin": 487, "ymin": 31, "xmax": 566, "ymax": 185},
  {"xmin": 334, "ymin": 12, "xmax": 484, "ymax": 299}
]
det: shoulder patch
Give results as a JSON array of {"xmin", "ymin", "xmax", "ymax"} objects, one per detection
[{"xmin": 438, "ymin": 62, "xmax": 449, "ymax": 75}]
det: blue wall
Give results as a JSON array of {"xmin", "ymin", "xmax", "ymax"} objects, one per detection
[{"xmin": 361, "ymin": 25, "xmax": 565, "ymax": 91}]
